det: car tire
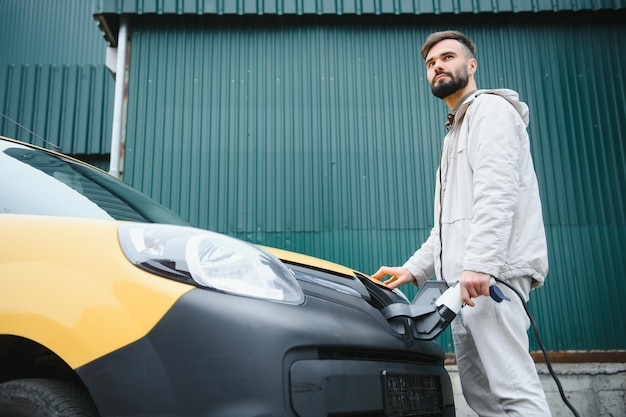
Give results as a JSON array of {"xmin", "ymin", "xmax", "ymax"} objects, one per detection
[{"xmin": 0, "ymin": 378, "xmax": 99, "ymax": 417}]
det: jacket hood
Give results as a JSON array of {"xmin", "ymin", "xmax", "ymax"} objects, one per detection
[{"xmin": 468, "ymin": 89, "xmax": 530, "ymax": 126}]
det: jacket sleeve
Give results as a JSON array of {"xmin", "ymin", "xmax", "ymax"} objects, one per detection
[
  {"xmin": 402, "ymin": 227, "xmax": 437, "ymax": 286},
  {"xmin": 463, "ymin": 95, "xmax": 522, "ymax": 276}
]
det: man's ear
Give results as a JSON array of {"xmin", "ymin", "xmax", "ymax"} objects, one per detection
[{"xmin": 467, "ymin": 58, "xmax": 477, "ymax": 76}]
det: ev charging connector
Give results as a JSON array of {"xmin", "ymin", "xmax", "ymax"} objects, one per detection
[{"xmin": 381, "ymin": 279, "xmax": 510, "ymax": 340}]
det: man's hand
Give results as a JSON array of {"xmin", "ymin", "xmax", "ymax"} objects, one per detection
[
  {"xmin": 460, "ymin": 270, "xmax": 492, "ymax": 307},
  {"xmin": 371, "ymin": 266, "xmax": 415, "ymax": 289}
]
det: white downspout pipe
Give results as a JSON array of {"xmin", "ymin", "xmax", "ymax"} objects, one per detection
[{"xmin": 109, "ymin": 15, "xmax": 128, "ymax": 178}]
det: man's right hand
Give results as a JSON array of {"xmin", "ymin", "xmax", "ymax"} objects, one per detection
[{"xmin": 370, "ymin": 266, "xmax": 415, "ymax": 289}]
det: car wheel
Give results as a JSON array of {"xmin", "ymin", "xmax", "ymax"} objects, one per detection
[{"xmin": 0, "ymin": 378, "xmax": 99, "ymax": 417}]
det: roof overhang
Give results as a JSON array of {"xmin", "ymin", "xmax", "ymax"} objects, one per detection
[{"xmin": 91, "ymin": 0, "xmax": 624, "ymax": 46}]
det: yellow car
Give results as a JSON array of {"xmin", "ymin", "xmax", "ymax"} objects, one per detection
[{"xmin": 0, "ymin": 136, "xmax": 454, "ymax": 417}]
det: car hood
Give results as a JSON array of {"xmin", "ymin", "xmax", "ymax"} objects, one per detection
[{"xmin": 262, "ymin": 245, "xmax": 389, "ymax": 290}]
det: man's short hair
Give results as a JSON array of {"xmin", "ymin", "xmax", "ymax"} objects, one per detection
[{"xmin": 421, "ymin": 30, "xmax": 476, "ymax": 60}]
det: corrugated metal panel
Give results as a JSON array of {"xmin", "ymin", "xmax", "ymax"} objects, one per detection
[
  {"xmin": 124, "ymin": 17, "xmax": 443, "ymax": 234},
  {"xmin": 0, "ymin": 0, "xmax": 105, "ymax": 65},
  {"xmin": 123, "ymin": 14, "xmax": 626, "ymax": 351},
  {"xmin": 0, "ymin": 0, "xmax": 113, "ymax": 158},
  {"xmin": 0, "ymin": 64, "xmax": 114, "ymax": 155},
  {"xmin": 93, "ymin": 0, "xmax": 625, "ymax": 15}
]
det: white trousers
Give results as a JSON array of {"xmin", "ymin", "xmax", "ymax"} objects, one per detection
[{"xmin": 451, "ymin": 277, "xmax": 552, "ymax": 417}]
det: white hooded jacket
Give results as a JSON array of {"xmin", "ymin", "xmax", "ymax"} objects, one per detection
[{"xmin": 403, "ymin": 89, "xmax": 548, "ymax": 289}]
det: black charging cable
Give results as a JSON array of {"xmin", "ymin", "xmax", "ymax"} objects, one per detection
[{"xmin": 494, "ymin": 278, "xmax": 581, "ymax": 417}]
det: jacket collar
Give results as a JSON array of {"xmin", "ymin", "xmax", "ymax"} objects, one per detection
[{"xmin": 445, "ymin": 89, "xmax": 477, "ymax": 131}]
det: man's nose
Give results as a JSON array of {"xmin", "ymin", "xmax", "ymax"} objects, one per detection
[{"xmin": 432, "ymin": 58, "xmax": 444, "ymax": 71}]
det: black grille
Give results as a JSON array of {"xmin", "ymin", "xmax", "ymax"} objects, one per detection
[{"xmin": 318, "ymin": 348, "xmax": 438, "ymax": 366}]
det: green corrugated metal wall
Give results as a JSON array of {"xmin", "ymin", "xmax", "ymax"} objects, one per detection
[
  {"xmin": 1, "ymin": 0, "xmax": 104, "ymax": 64},
  {"xmin": 122, "ymin": 12, "xmax": 626, "ymax": 352},
  {"xmin": 0, "ymin": 0, "xmax": 113, "ymax": 159},
  {"xmin": 0, "ymin": 64, "xmax": 113, "ymax": 155}
]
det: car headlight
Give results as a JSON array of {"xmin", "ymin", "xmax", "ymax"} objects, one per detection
[{"xmin": 118, "ymin": 223, "xmax": 304, "ymax": 304}]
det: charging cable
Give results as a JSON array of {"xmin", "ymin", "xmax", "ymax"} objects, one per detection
[{"xmin": 494, "ymin": 278, "xmax": 581, "ymax": 417}]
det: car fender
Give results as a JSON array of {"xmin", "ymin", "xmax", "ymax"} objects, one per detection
[{"xmin": 0, "ymin": 215, "xmax": 193, "ymax": 369}]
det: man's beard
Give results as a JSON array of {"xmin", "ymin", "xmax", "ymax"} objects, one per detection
[{"xmin": 430, "ymin": 68, "xmax": 469, "ymax": 99}]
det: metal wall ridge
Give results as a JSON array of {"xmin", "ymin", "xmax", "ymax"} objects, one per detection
[
  {"xmin": 93, "ymin": 0, "xmax": 625, "ymax": 16},
  {"xmin": 92, "ymin": 0, "xmax": 626, "ymax": 46}
]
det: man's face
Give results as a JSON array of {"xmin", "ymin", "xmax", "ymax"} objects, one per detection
[{"xmin": 424, "ymin": 39, "xmax": 473, "ymax": 99}]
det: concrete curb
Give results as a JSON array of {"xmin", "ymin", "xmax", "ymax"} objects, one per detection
[{"xmin": 445, "ymin": 363, "xmax": 626, "ymax": 416}]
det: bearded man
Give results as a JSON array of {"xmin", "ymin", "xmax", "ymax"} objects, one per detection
[{"xmin": 372, "ymin": 30, "xmax": 552, "ymax": 416}]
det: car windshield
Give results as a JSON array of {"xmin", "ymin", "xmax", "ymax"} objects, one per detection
[{"xmin": 0, "ymin": 139, "xmax": 190, "ymax": 226}]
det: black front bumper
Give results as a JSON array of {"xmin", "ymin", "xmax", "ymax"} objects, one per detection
[{"xmin": 78, "ymin": 287, "xmax": 455, "ymax": 416}]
